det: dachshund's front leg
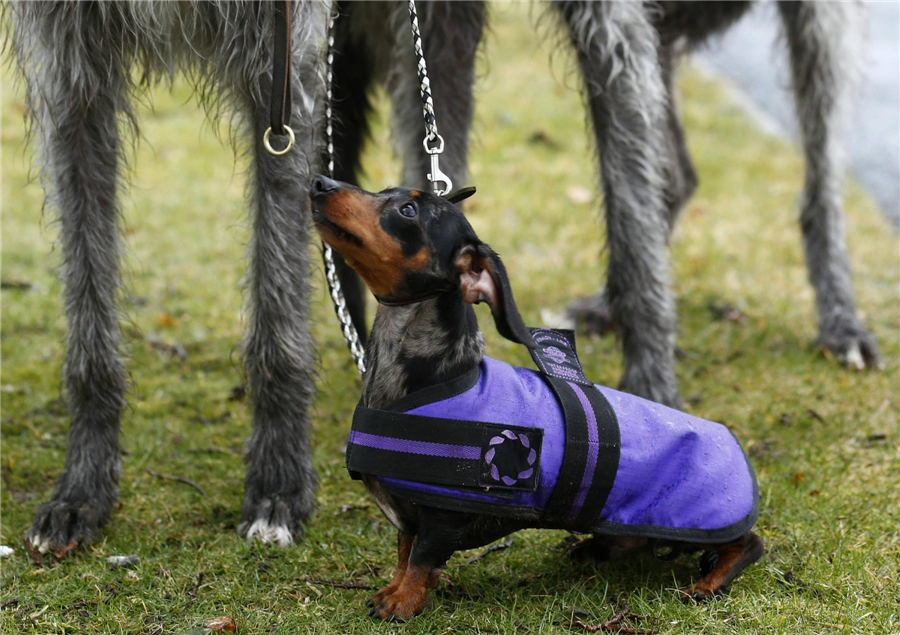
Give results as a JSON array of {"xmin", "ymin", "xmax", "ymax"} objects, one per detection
[
  {"xmin": 368, "ymin": 531, "xmax": 414, "ymax": 609},
  {"xmin": 368, "ymin": 559, "xmax": 441, "ymax": 621},
  {"xmin": 368, "ymin": 530, "xmax": 443, "ymax": 622},
  {"xmin": 368, "ymin": 512, "xmax": 461, "ymax": 621}
]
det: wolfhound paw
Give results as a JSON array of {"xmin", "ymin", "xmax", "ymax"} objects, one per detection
[
  {"xmin": 26, "ymin": 497, "xmax": 111, "ymax": 556},
  {"xmin": 819, "ymin": 326, "xmax": 882, "ymax": 371},
  {"xmin": 239, "ymin": 495, "xmax": 309, "ymax": 547}
]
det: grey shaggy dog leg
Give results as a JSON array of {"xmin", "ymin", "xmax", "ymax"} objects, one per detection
[
  {"xmin": 13, "ymin": 4, "xmax": 129, "ymax": 552},
  {"xmin": 555, "ymin": 1, "xmax": 681, "ymax": 407},
  {"xmin": 386, "ymin": 0, "xmax": 486, "ymax": 192},
  {"xmin": 566, "ymin": 39, "xmax": 697, "ymax": 339},
  {"xmin": 238, "ymin": 15, "xmax": 323, "ymax": 547},
  {"xmin": 12, "ymin": 1, "xmax": 326, "ymax": 550},
  {"xmin": 657, "ymin": 43, "xmax": 698, "ymax": 234},
  {"xmin": 777, "ymin": 1, "xmax": 881, "ymax": 369}
]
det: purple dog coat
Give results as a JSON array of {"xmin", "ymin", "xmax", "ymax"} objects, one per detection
[{"xmin": 347, "ymin": 329, "xmax": 758, "ymax": 543}]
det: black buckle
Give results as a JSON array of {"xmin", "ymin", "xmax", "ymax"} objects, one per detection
[{"xmin": 477, "ymin": 424, "xmax": 542, "ymax": 492}]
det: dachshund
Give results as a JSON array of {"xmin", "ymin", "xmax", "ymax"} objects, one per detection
[{"xmin": 309, "ymin": 174, "xmax": 764, "ymax": 621}]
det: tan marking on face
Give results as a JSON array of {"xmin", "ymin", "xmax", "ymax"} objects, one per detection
[
  {"xmin": 315, "ymin": 191, "xmax": 430, "ymax": 296},
  {"xmin": 407, "ymin": 246, "xmax": 428, "ymax": 271}
]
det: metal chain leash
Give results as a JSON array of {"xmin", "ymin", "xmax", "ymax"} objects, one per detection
[
  {"xmin": 323, "ymin": 6, "xmax": 367, "ymax": 375},
  {"xmin": 406, "ymin": 0, "xmax": 452, "ymax": 196}
]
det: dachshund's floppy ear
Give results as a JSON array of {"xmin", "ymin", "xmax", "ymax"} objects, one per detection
[
  {"xmin": 455, "ymin": 243, "xmax": 535, "ymax": 348},
  {"xmin": 444, "ymin": 187, "xmax": 476, "ymax": 206}
]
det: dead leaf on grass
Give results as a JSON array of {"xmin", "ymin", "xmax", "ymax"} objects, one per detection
[
  {"xmin": 806, "ymin": 409, "xmax": 825, "ymax": 423},
  {"xmin": 21, "ymin": 537, "xmax": 42, "ymax": 567},
  {"xmin": 147, "ymin": 336, "xmax": 187, "ymax": 360},
  {"xmin": 206, "ymin": 616, "xmax": 236, "ymax": 633},
  {"xmin": 53, "ymin": 540, "xmax": 78, "ymax": 559},
  {"xmin": 528, "ymin": 129, "xmax": 560, "ymax": 149}
]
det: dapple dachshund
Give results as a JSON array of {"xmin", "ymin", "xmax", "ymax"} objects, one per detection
[{"xmin": 309, "ymin": 174, "xmax": 763, "ymax": 621}]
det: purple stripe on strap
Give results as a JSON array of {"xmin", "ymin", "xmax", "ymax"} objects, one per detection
[
  {"xmin": 567, "ymin": 382, "xmax": 599, "ymax": 522},
  {"xmin": 349, "ymin": 430, "xmax": 481, "ymax": 460}
]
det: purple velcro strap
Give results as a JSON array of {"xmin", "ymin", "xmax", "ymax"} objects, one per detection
[{"xmin": 349, "ymin": 430, "xmax": 481, "ymax": 460}]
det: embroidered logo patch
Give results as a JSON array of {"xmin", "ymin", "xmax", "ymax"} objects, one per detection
[
  {"xmin": 543, "ymin": 346, "xmax": 568, "ymax": 365},
  {"xmin": 478, "ymin": 425, "xmax": 542, "ymax": 491},
  {"xmin": 528, "ymin": 328, "xmax": 591, "ymax": 386}
]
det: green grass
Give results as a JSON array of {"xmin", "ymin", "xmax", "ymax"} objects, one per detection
[{"xmin": 2, "ymin": 5, "xmax": 898, "ymax": 634}]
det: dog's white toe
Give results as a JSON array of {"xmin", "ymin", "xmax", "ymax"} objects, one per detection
[
  {"xmin": 30, "ymin": 535, "xmax": 50, "ymax": 554},
  {"xmin": 244, "ymin": 519, "xmax": 293, "ymax": 547},
  {"xmin": 845, "ymin": 343, "xmax": 865, "ymax": 371}
]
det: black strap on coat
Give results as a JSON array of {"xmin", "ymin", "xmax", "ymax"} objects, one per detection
[
  {"xmin": 527, "ymin": 328, "xmax": 620, "ymax": 531},
  {"xmin": 270, "ymin": 0, "xmax": 292, "ymax": 136},
  {"xmin": 347, "ymin": 405, "xmax": 543, "ymax": 493}
]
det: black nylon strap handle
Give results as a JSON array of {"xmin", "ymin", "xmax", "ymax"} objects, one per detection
[{"xmin": 270, "ymin": 0, "xmax": 292, "ymax": 135}]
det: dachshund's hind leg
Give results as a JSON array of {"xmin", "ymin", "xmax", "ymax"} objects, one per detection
[{"xmin": 681, "ymin": 531, "xmax": 764, "ymax": 601}]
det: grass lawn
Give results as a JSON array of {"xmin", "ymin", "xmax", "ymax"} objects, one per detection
[{"xmin": 1, "ymin": 4, "xmax": 897, "ymax": 634}]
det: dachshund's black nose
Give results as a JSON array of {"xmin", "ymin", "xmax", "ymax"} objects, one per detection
[{"xmin": 310, "ymin": 175, "xmax": 339, "ymax": 198}]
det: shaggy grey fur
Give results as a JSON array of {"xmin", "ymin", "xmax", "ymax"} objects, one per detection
[
  {"xmin": 8, "ymin": 0, "xmax": 327, "ymax": 551},
  {"xmin": 334, "ymin": 1, "xmax": 880, "ymax": 409},
  {"xmin": 329, "ymin": 1, "xmax": 485, "ymax": 191},
  {"xmin": 362, "ymin": 301, "xmax": 485, "ymax": 411},
  {"xmin": 559, "ymin": 1, "xmax": 880, "ymax": 405},
  {"xmin": 553, "ymin": 0, "xmax": 682, "ymax": 407},
  {"xmin": 776, "ymin": 1, "xmax": 879, "ymax": 371}
]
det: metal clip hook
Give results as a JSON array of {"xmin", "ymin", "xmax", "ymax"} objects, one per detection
[
  {"xmin": 428, "ymin": 153, "xmax": 453, "ymax": 197},
  {"xmin": 423, "ymin": 134, "xmax": 452, "ymax": 196}
]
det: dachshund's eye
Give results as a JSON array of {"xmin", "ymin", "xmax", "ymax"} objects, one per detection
[{"xmin": 399, "ymin": 203, "xmax": 417, "ymax": 218}]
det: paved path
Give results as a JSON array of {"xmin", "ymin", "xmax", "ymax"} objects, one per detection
[{"xmin": 698, "ymin": 2, "xmax": 899, "ymax": 226}]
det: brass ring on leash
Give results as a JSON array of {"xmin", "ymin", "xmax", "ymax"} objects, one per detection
[{"xmin": 263, "ymin": 125, "xmax": 295, "ymax": 156}]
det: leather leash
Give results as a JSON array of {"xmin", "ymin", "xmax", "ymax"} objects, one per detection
[{"xmin": 264, "ymin": 0, "xmax": 295, "ymax": 155}]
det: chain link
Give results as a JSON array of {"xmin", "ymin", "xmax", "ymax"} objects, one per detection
[
  {"xmin": 322, "ymin": 6, "xmax": 366, "ymax": 376},
  {"xmin": 406, "ymin": 0, "xmax": 452, "ymax": 195},
  {"xmin": 406, "ymin": 0, "xmax": 438, "ymax": 144}
]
